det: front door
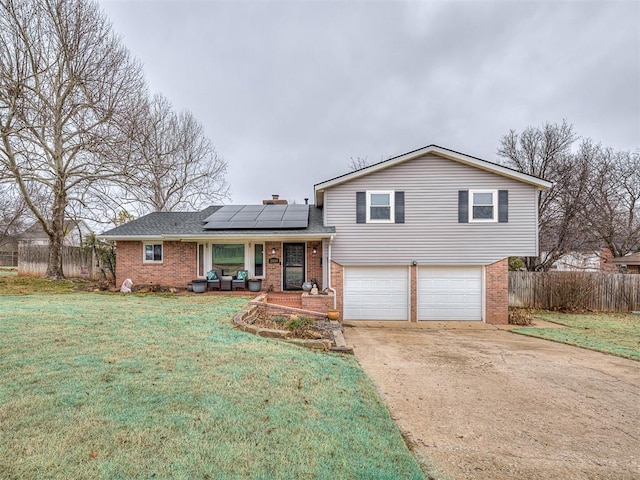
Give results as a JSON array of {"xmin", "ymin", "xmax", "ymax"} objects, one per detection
[{"xmin": 283, "ymin": 243, "xmax": 305, "ymax": 290}]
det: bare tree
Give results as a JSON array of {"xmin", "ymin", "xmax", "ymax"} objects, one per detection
[
  {"xmin": 348, "ymin": 156, "xmax": 370, "ymax": 171},
  {"xmin": 0, "ymin": 0, "xmax": 145, "ymax": 279},
  {"xmin": 113, "ymin": 93, "xmax": 228, "ymax": 215},
  {"xmin": 497, "ymin": 120, "xmax": 595, "ymax": 271},
  {"xmin": 583, "ymin": 143, "xmax": 640, "ymax": 258},
  {"xmin": 0, "ymin": 183, "xmax": 27, "ymax": 248}
]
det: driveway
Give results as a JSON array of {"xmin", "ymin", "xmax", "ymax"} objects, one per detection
[{"xmin": 345, "ymin": 323, "xmax": 640, "ymax": 480}]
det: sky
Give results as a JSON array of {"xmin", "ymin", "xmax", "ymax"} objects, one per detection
[{"xmin": 99, "ymin": 0, "xmax": 640, "ymax": 206}]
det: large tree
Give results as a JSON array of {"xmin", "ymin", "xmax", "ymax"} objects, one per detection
[
  {"xmin": 497, "ymin": 120, "xmax": 595, "ymax": 271},
  {"xmin": 582, "ymin": 142, "xmax": 640, "ymax": 258},
  {"xmin": 0, "ymin": 0, "xmax": 145, "ymax": 279},
  {"xmin": 106, "ymin": 93, "xmax": 228, "ymax": 216}
]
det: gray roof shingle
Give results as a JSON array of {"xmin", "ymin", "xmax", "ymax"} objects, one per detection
[{"xmin": 100, "ymin": 205, "xmax": 334, "ymax": 238}]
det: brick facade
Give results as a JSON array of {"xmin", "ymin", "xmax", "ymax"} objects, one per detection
[
  {"xmin": 117, "ymin": 239, "xmax": 324, "ymax": 292},
  {"xmin": 264, "ymin": 241, "xmax": 282, "ymax": 292},
  {"xmin": 485, "ymin": 257, "xmax": 509, "ymax": 324},
  {"xmin": 115, "ymin": 241, "xmax": 197, "ymax": 288},
  {"xmin": 306, "ymin": 242, "xmax": 323, "ymax": 287},
  {"xmin": 330, "ymin": 261, "xmax": 344, "ymax": 319}
]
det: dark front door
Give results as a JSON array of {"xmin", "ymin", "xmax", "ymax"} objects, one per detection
[{"xmin": 283, "ymin": 243, "xmax": 305, "ymax": 290}]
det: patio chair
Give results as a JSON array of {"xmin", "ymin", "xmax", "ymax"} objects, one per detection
[
  {"xmin": 207, "ymin": 269, "xmax": 223, "ymax": 291},
  {"xmin": 232, "ymin": 270, "xmax": 248, "ymax": 291}
]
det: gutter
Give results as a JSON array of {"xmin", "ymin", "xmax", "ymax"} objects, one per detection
[{"xmin": 327, "ymin": 235, "xmax": 337, "ymax": 309}]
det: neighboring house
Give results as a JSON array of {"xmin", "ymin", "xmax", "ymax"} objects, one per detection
[
  {"xmin": 18, "ymin": 220, "xmax": 91, "ymax": 247},
  {"xmin": 100, "ymin": 145, "xmax": 551, "ymax": 324},
  {"xmin": 609, "ymin": 252, "xmax": 640, "ymax": 273},
  {"xmin": 549, "ymin": 249, "xmax": 615, "ymax": 272}
]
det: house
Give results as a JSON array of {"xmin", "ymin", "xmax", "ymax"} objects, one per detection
[
  {"xmin": 101, "ymin": 145, "xmax": 551, "ymax": 324},
  {"xmin": 18, "ymin": 220, "xmax": 91, "ymax": 247},
  {"xmin": 549, "ymin": 248, "xmax": 615, "ymax": 272},
  {"xmin": 609, "ymin": 252, "xmax": 640, "ymax": 273}
]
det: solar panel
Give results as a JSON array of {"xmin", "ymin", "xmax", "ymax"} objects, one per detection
[{"xmin": 203, "ymin": 204, "xmax": 309, "ymax": 230}]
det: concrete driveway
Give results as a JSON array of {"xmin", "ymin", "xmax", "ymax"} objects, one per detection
[{"xmin": 345, "ymin": 323, "xmax": 640, "ymax": 480}]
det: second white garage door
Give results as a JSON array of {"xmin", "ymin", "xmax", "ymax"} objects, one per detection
[
  {"xmin": 418, "ymin": 266, "xmax": 483, "ymax": 321},
  {"xmin": 344, "ymin": 266, "xmax": 409, "ymax": 320}
]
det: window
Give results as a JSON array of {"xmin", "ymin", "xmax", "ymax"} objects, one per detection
[
  {"xmin": 469, "ymin": 190, "xmax": 497, "ymax": 222},
  {"xmin": 366, "ymin": 191, "xmax": 395, "ymax": 223},
  {"xmin": 143, "ymin": 243, "xmax": 163, "ymax": 262},
  {"xmin": 254, "ymin": 244, "xmax": 264, "ymax": 277},
  {"xmin": 212, "ymin": 244, "xmax": 245, "ymax": 276},
  {"xmin": 197, "ymin": 244, "xmax": 205, "ymax": 277}
]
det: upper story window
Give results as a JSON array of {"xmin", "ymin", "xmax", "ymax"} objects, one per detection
[
  {"xmin": 143, "ymin": 243, "xmax": 163, "ymax": 262},
  {"xmin": 366, "ymin": 191, "xmax": 395, "ymax": 223},
  {"xmin": 469, "ymin": 190, "xmax": 497, "ymax": 222}
]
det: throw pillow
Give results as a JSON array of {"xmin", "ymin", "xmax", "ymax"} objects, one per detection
[
  {"xmin": 237, "ymin": 270, "xmax": 247, "ymax": 280},
  {"xmin": 207, "ymin": 270, "xmax": 217, "ymax": 281}
]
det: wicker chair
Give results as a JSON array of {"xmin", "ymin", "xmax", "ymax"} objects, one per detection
[
  {"xmin": 207, "ymin": 269, "xmax": 223, "ymax": 291},
  {"xmin": 232, "ymin": 270, "xmax": 248, "ymax": 291}
]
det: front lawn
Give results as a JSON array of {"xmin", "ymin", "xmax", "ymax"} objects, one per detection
[
  {"xmin": 514, "ymin": 312, "xmax": 640, "ymax": 361},
  {"xmin": 0, "ymin": 293, "xmax": 425, "ymax": 479}
]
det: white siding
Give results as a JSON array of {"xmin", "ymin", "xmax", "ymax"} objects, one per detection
[{"xmin": 325, "ymin": 153, "xmax": 539, "ymax": 265}]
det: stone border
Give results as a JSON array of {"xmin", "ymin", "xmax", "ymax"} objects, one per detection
[{"xmin": 233, "ymin": 295, "xmax": 353, "ymax": 354}]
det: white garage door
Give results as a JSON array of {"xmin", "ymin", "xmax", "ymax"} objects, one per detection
[
  {"xmin": 344, "ymin": 266, "xmax": 409, "ymax": 320},
  {"xmin": 418, "ymin": 266, "xmax": 483, "ymax": 321}
]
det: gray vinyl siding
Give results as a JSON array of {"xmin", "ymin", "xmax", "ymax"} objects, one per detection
[{"xmin": 325, "ymin": 153, "xmax": 539, "ymax": 265}]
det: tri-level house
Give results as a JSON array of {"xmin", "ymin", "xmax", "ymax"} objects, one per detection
[{"xmin": 101, "ymin": 145, "xmax": 551, "ymax": 324}]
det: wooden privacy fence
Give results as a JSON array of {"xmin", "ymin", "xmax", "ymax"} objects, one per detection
[
  {"xmin": 18, "ymin": 244, "xmax": 95, "ymax": 278},
  {"xmin": 509, "ymin": 271, "xmax": 640, "ymax": 312}
]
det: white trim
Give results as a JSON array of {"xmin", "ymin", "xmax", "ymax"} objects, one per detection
[
  {"xmin": 469, "ymin": 189, "xmax": 498, "ymax": 223},
  {"xmin": 366, "ymin": 190, "xmax": 395, "ymax": 223},
  {"xmin": 251, "ymin": 242, "xmax": 265, "ymax": 279},
  {"xmin": 314, "ymin": 144, "xmax": 553, "ymax": 206},
  {"xmin": 142, "ymin": 242, "xmax": 163, "ymax": 263}
]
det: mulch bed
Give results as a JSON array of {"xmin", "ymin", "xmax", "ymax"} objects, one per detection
[{"xmin": 250, "ymin": 311, "xmax": 335, "ymax": 341}]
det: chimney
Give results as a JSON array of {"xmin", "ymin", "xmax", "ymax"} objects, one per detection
[{"xmin": 262, "ymin": 194, "xmax": 288, "ymax": 205}]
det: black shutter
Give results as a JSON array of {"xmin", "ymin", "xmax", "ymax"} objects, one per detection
[
  {"xmin": 394, "ymin": 191, "xmax": 405, "ymax": 223},
  {"xmin": 458, "ymin": 190, "xmax": 469, "ymax": 223},
  {"xmin": 356, "ymin": 192, "xmax": 366, "ymax": 224},
  {"xmin": 498, "ymin": 190, "xmax": 508, "ymax": 223}
]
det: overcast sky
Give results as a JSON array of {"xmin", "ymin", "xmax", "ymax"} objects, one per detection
[{"xmin": 100, "ymin": 0, "xmax": 640, "ymax": 206}]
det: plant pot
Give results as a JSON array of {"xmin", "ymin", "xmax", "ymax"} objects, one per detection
[
  {"xmin": 327, "ymin": 309, "xmax": 340, "ymax": 321},
  {"xmin": 302, "ymin": 281, "xmax": 313, "ymax": 292},
  {"xmin": 192, "ymin": 280, "xmax": 207, "ymax": 293},
  {"xmin": 247, "ymin": 279, "xmax": 262, "ymax": 292}
]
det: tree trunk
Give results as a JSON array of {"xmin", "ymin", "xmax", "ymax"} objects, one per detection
[{"xmin": 45, "ymin": 190, "xmax": 66, "ymax": 280}]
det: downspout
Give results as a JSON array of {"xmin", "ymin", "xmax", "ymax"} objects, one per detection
[{"xmin": 327, "ymin": 235, "xmax": 337, "ymax": 309}]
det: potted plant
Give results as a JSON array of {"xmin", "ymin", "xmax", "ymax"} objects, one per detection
[
  {"xmin": 247, "ymin": 277, "xmax": 263, "ymax": 292},
  {"xmin": 191, "ymin": 279, "xmax": 207, "ymax": 293}
]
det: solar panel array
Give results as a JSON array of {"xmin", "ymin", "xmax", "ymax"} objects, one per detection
[{"xmin": 202, "ymin": 204, "xmax": 309, "ymax": 230}]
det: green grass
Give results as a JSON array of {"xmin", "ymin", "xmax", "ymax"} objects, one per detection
[
  {"xmin": 0, "ymin": 292, "xmax": 425, "ymax": 479},
  {"xmin": 514, "ymin": 312, "xmax": 640, "ymax": 361},
  {"xmin": 0, "ymin": 266, "xmax": 17, "ymax": 278}
]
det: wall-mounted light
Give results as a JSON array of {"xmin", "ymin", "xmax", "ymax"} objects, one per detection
[
  {"xmin": 411, "ymin": 260, "xmax": 417, "ymax": 266},
  {"xmin": 271, "ymin": 247, "xmax": 277, "ymax": 255},
  {"xmin": 312, "ymin": 246, "xmax": 318, "ymax": 255}
]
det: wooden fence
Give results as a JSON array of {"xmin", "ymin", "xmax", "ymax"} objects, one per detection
[
  {"xmin": 18, "ymin": 244, "xmax": 95, "ymax": 278},
  {"xmin": 0, "ymin": 251, "xmax": 18, "ymax": 266},
  {"xmin": 509, "ymin": 271, "xmax": 640, "ymax": 312}
]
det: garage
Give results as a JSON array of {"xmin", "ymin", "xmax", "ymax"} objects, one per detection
[
  {"xmin": 418, "ymin": 266, "xmax": 483, "ymax": 321},
  {"xmin": 343, "ymin": 266, "xmax": 409, "ymax": 320}
]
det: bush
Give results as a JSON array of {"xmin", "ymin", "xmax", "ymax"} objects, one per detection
[{"xmin": 509, "ymin": 308, "xmax": 533, "ymax": 326}]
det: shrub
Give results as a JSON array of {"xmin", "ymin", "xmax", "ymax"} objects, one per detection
[{"xmin": 509, "ymin": 308, "xmax": 533, "ymax": 326}]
